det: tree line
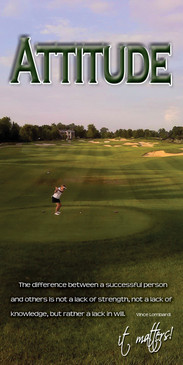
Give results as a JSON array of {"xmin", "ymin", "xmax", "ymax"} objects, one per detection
[{"xmin": 0, "ymin": 116, "xmax": 183, "ymax": 142}]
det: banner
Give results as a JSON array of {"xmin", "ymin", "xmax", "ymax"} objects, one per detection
[{"xmin": 0, "ymin": 1, "xmax": 182, "ymax": 364}]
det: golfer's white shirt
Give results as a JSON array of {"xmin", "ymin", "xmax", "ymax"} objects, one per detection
[{"xmin": 53, "ymin": 188, "xmax": 62, "ymax": 199}]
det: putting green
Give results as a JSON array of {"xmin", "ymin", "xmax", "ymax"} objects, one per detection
[{"xmin": 1, "ymin": 205, "xmax": 152, "ymax": 244}]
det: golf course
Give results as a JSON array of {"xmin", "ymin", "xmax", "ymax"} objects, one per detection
[{"xmin": 0, "ymin": 138, "xmax": 182, "ymax": 365}]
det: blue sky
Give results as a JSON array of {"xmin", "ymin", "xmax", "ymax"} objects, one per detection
[{"xmin": 0, "ymin": 0, "xmax": 183, "ymax": 131}]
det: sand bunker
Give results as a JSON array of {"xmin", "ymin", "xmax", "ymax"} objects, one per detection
[
  {"xmin": 35, "ymin": 143, "xmax": 55, "ymax": 146},
  {"xmin": 124, "ymin": 142, "xmax": 139, "ymax": 147},
  {"xmin": 104, "ymin": 145, "xmax": 112, "ymax": 147},
  {"xmin": 144, "ymin": 150, "xmax": 183, "ymax": 157},
  {"xmin": 88, "ymin": 141, "xmax": 100, "ymax": 144},
  {"xmin": 139, "ymin": 142, "xmax": 158, "ymax": 147},
  {"xmin": 123, "ymin": 141, "xmax": 158, "ymax": 148},
  {"xmin": 123, "ymin": 142, "xmax": 135, "ymax": 146},
  {"xmin": 114, "ymin": 145, "xmax": 121, "ymax": 147},
  {"xmin": 104, "ymin": 140, "xmax": 110, "ymax": 143},
  {"xmin": 119, "ymin": 138, "xmax": 128, "ymax": 141}
]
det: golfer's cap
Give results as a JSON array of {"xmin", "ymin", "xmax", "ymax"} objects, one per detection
[{"xmin": 62, "ymin": 184, "xmax": 67, "ymax": 189}]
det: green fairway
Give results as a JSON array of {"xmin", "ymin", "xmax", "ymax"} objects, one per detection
[{"xmin": 0, "ymin": 139, "xmax": 183, "ymax": 364}]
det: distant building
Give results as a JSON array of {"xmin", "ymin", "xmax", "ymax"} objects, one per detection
[{"xmin": 59, "ymin": 129, "xmax": 75, "ymax": 140}]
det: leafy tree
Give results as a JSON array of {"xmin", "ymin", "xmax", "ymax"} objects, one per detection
[
  {"xmin": 150, "ymin": 130, "xmax": 158, "ymax": 138},
  {"xmin": 0, "ymin": 117, "xmax": 12, "ymax": 141},
  {"xmin": 132, "ymin": 129, "xmax": 145, "ymax": 138},
  {"xmin": 144, "ymin": 129, "xmax": 151, "ymax": 138},
  {"xmin": 168, "ymin": 126, "xmax": 183, "ymax": 139},
  {"xmin": 158, "ymin": 128, "xmax": 168, "ymax": 139},
  {"xmin": 40, "ymin": 125, "xmax": 52, "ymax": 140},
  {"xmin": 86, "ymin": 124, "xmax": 100, "ymax": 138},
  {"xmin": 106, "ymin": 131, "xmax": 114, "ymax": 138},
  {"xmin": 10, "ymin": 122, "xmax": 20, "ymax": 141},
  {"xmin": 32, "ymin": 125, "xmax": 39, "ymax": 140},
  {"xmin": 126, "ymin": 129, "xmax": 133, "ymax": 138},
  {"xmin": 74, "ymin": 125, "xmax": 87, "ymax": 138},
  {"xmin": 114, "ymin": 129, "xmax": 127, "ymax": 138},
  {"xmin": 19, "ymin": 124, "xmax": 34, "ymax": 142},
  {"xmin": 68, "ymin": 123, "xmax": 76, "ymax": 130},
  {"xmin": 50, "ymin": 124, "xmax": 60, "ymax": 139},
  {"xmin": 100, "ymin": 127, "xmax": 109, "ymax": 138},
  {"xmin": 57, "ymin": 123, "xmax": 67, "ymax": 130}
]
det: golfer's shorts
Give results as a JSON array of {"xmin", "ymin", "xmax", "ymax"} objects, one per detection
[{"xmin": 52, "ymin": 197, "xmax": 60, "ymax": 203}]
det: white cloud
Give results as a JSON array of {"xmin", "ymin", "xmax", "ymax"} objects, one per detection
[
  {"xmin": 40, "ymin": 17, "xmax": 156, "ymax": 44},
  {"xmin": 157, "ymin": 0, "xmax": 183, "ymax": 11},
  {"xmin": 86, "ymin": 1, "xmax": 112, "ymax": 14},
  {"xmin": 129, "ymin": 0, "xmax": 183, "ymax": 30},
  {"xmin": 2, "ymin": 0, "xmax": 18, "ymax": 16},
  {"xmin": 41, "ymin": 19, "xmax": 87, "ymax": 41},
  {"xmin": 48, "ymin": 0, "xmax": 81, "ymax": 5},
  {"xmin": 1, "ymin": 0, "xmax": 31, "ymax": 17},
  {"xmin": 1, "ymin": 0, "xmax": 24, "ymax": 17},
  {"xmin": 164, "ymin": 12, "xmax": 183, "ymax": 28},
  {"xmin": 47, "ymin": 0, "xmax": 112, "ymax": 14},
  {"xmin": 130, "ymin": 0, "xmax": 183, "ymax": 14},
  {"xmin": 164, "ymin": 106, "xmax": 180, "ymax": 123},
  {"xmin": 41, "ymin": 2, "xmax": 180, "ymax": 51}
]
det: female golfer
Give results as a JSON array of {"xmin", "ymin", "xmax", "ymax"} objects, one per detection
[{"xmin": 52, "ymin": 185, "xmax": 66, "ymax": 215}]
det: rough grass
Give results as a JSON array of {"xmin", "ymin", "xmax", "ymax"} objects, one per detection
[{"xmin": 0, "ymin": 140, "xmax": 182, "ymax": 364}]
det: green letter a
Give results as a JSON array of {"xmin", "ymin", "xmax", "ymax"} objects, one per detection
[{"xmin": 10, "ymin": 36, "xmax": 40, "ymax": 84}]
